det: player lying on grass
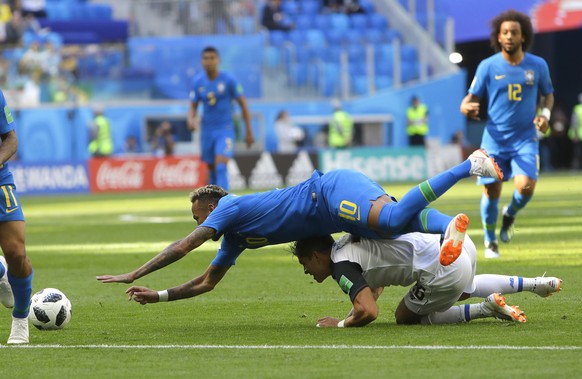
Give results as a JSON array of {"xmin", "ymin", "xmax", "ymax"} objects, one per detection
[
  {"xmin": 292, "ymin": 233, "xmax": 562, "ymax": 327},
  {"xmin": 97, "ymin": 149, "xmax": 502, "ymax": 304}
]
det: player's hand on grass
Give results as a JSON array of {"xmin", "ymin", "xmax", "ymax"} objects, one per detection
[
  {"xmin": 126, "ymin": 286, "xmax": 158, "ymax": 305},
  {"xmin": 96, "ymin": 273, "xmax": 135, "ymax": 284},
  {"xmin": 316, "ymin": 317, "xmax": 341, "ymax": 328}
]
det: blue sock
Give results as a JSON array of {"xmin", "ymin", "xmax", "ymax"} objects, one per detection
[
  {"xmin": 0, "ymin": 259, "xmax": 5, "ymax": 278},
  {"xmin": 506, "ymin": 190, "xmax": 531, "ymax": 217},
  {"xmin": 8, "ymin": 270, "xmax": 34, "ymax": 318},
  {"xmin": 215, "ymin": 163, "xmax": 229, "ymax": 191},
  {"xmin": 480, "ymin": 195, "xmax": 499, "ymax": 242},
  {"xmin": 379, "ymin": 161, "xmax": 470, "ymax": 233},
  {"xmin": 402, "ymin": 208, "xmax": 453, "ymax": 234},
  {"xmin": 208, "ymin": 169, "xmax": 217, "ymax": 185}
]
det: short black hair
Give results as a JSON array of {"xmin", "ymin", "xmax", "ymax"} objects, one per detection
[
  {"xmin": 189, "ymin": 185, "xmax": 228, "ymax": 205},
  {"xmin": 202, "ymin": 46, "xmax": 220, "ymax": 56},
  {"xmin": 291, "ymin": 235, "xmax": 335, "ymax": 259},
  {"xmin": 490, "ymin": 9, "xmax": 534, "ymax": 52}
]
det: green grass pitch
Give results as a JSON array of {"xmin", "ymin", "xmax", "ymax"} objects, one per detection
[{"xmin": 1, "ymin": 172, "xmax": 581, "ymax": 378}]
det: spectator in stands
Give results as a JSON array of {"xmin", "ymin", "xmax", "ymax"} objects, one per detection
[
  {"xmin": 88, "ymin": 106, "xmax": 114, "ymax": 158},
  {"xmin": 19, "ymin": 38, "xmax": 43, "ymax": 76},
  {"xmin": 261, "ymin": 0, "xmax": 293, "ymax": 31},
  {"xmin": 328, "ymin": 99, "xmax": 353, "ymax": 149},
  {"xmin": 210, "ymin": 0, "xmax": 235, "ymax": 34},
  {"xmin": 322, "ymin": 0, "xmax": 365, "ymax": 15},
  {"xmin": 406, "ymin": 95, "xmax": 429, "ymax": 146},
  {"xmin": 40, "ymin": 40, "xmax": 60, "ymax": 78},
  {"xmin": 275, "ymin": 109, "xmax": 305, "ymax": 153},
  {"xmin": 569, "ymin": 93, "xmax": 582, "ymax": 170},
  {"xmin": 21, "ymin": 0, "xmax": 47, "ymax": 19},
  {"xmin": 151, "ymin": 120, "xmax": 176, "ymax": 157},
  {"xmin": 125, "ymin": 135, "xmax": 141, "ymax": 155},
  {"xmin": 2, "ymin": 10, "xmax": 24, "ymax": 45}
]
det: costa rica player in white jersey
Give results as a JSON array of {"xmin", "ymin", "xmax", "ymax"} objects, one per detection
[
  {"xmin": 460, "ymin": 10, "xmax": 554, "ymax": 258},
  {"xmin": 293, "ymin": 233, "xmax": 561, "ymax": 328}
]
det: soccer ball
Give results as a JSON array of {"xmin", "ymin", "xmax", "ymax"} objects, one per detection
[{"xmin": 28, "ymin": 288, "xmax": 72, "ymax": 330}]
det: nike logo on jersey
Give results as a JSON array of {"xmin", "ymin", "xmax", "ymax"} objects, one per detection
[
  {"xmin": 6, "ymin": 207, "xmax": 19, "ymax": 214},
  {"xmin": 495, "ymin": 75, "xmax": 506, "ymax": 80}
]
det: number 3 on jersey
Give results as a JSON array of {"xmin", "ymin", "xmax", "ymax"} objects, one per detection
[
  {"xmin": 338, "ymin": 200, "xmax": 360, "ymax": 221},
  {"xmin": 207, "ymin": 92, "xmax": 216, "ymax": 106}
]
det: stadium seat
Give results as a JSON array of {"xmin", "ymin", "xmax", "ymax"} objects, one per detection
[
  {"xmin": 364, "ymin": 29, "xmax": 384, "ymax": 44},
  {"xmin": 269, "ymin": 30, "xmax": 286, "ymax": 47},
  {"xmin": 359, "ymin": 0, "xmax": 375, "ymax": 13},
  {"xmin": 263, "ymin": 46, "xmax": 280, "ymax": 70},
  {"xmin": 295, "ymin": 15, "xmax": 313, "ymax": 30},
  {"xmin": 369, "ymin": 14, "xmax": 388, "ymax": 30},
  {"xmin": 350, "ymin": 14, "xmax": 368, "ymax": 30},
  {"xmin": 351, "ymin": 75, "xmax": 369, "ymax": 95},
  {"xmin": 286, "ymin": 30, "xmax": 307, "ymax": 47},
  {"xmin": 347, "ymin": 44, "xmax": 365, "ymax": 63},
  {"xmin": 320, "ymin": 45, "xmax": 342, "ymax": 64},
  {"xmin": 375, "ymin": 75, "xmax": 393, "ymax": 90},
  {"xmin": 329, "ymin": 14, "xmax": 350, "ymax": 31},
  {"xmin": 300, "ymin": 0, "xmax": 320, "ymax": 16},
  {"xmin": 385, "ymin": 29, "xmax": 402, "ymax": 42},
  {"xmin": 401, "ymin": 44, "xmax": 418, "ymax": 62},
  {"xmin": 305, "ymin": 29, "xmax": 326, "ymax": 50},
  {"xmin": 402, "ymin": 62, "xmax": 420, "ymax": 82},
  {"xmin": 281, "ymin": 1, "xmax": 299, "ymax": 17},
  {"xmin": 314, "ymin": 14, "xmax": 330, "ymax": 30},
  {"xmin": 319, "ymin": 63, "xmax": 340, "ymax": 97},
  {"xmin": 345, "ymin": 29, "xmax": 365, "ymax": 45},
  {"xmin": 324, "ymin": 28, "xmax": 348, "ymax": 46}
]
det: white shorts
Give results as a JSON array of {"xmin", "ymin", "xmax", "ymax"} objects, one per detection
[{"xmin": 404, "ymin": 236, "xmax": 477, "ymax": 315}]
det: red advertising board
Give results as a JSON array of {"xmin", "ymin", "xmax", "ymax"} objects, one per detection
[{"xmin": 89, "ymin": 156, "xmax": 207, "ymax": 193}]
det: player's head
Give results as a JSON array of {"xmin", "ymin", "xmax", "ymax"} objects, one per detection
[
  {"xmin": 201, "ymin": 46, "xmax": 220, "ymax": 74},
  {"xmin": 291, "ymin": 235, "xmax": 334, "ymax": 283},
  {"xmin": 189, "ymin": 184, "xmax": 227, "ymax": 224},
  {"xmin": 490, "ymin": 10, "xmax": 534, "ymax": 53}
]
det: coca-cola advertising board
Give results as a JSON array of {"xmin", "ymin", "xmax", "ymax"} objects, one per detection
[{"xmin": 89, "ymin": 156, "xmax": 207, "ymax": 193}]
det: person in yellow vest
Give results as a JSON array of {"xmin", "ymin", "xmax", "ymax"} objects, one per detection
[
  {"xmin": 569, "ymin": 93, "xmax": 582, "ymax": 170},
  {"xmin": 406, "ymin": 95, "xmax": 429, "ymax": 146},
  {"xmin": 88, "ymin": 107, "xmax": 113, "ymax": 157},
  {"xmin": 328, "ymin": 99, "xmax": 353, "ymax": 149}
]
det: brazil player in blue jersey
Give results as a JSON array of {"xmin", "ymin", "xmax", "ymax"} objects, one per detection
[
  {"xmin": 460, "ymin": 10, "xmax": 554, "ymax": 259},
  {"xmin": 188, "ymin": 46, "xmax": 255, "ymax": 191},
  {"xmin": 0, "ymin": 89, "xmax": 34, "ymax": 344},
  {"xmin": 97, "ymin": 149, "xmax": 503, "ymax": 305}
]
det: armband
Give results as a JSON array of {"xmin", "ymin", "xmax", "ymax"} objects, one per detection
[
  {"xmin": 157, "ymin": 290, "xmax": 169, "ymax": 302},
  {"xmin": 541, "ymin": 108, "xmax": 551, "ymax": 120}
]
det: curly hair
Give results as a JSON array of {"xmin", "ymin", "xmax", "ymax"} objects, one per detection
[
  {"xmin": 490, "ymin": 9, "xmax": 534, "ymax": 52},
  {"xmin": 189, "ymin": 184, "xmax": 228, "ymax": 205},
  {"xmin": 291, "ymin": 235, "xmax": 335, "ymax": 259}
]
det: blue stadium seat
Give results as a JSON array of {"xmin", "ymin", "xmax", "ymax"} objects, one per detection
[
  {"xmin": 385, "ymin": 29, "xmax": 401, "ymax": 42},
  {"xmin": 345, "ymin": 29, "xmax": 366, "ymax": 46},
  {"xmin": 295, "ymin": 15, "xmax": 313, "ymax": 30},
  {"xmin": 300, "ymin": 0, "xmax": 320, "ymax": 16},
  {"xmin": 350, "ymin": 14, "xmax": 368, "ymax": 29},
  {"xmin": 348, "ymin": 63, "xmax": 366, "ymax": 77},
  {"xmin": 359, "ymin": 0, "xmax": 375, "ymax": 13},
  {"xmin": 401, "ymin": 44, "xmax": 418, "ymax": 62},
  {"xmin": 329, "ymin": 14, "xmax": 350, "ymax": 31},
  {"xmin": 286, "ymin": 30, "xmax": 307, "ymax": 47},
  {"xmin": 352, "ymin": 75, "xmax": 368, "ymax": 95},
  {"xmin": 281, "ymin": 1, "xmax": 299, "ymax": 17},
  {"xmin": 320, "ymin": 45, "xmax": 341, "ymax": 64},
  {"xmin": 324, "ymin": 28, "xmax": 347, "ymax": 46},
  {"xmin": 314, "ymin": 14, "xmax": 330, "ymax": 30},
  {"xmin": 263, "ymin": 46, "xmax": 280, "ymax": 70},
  {"xmin": 347, "ymin": 44, "xmax": 365, "ymax": 62},
  {"xmin": 269, "ymin": 30, "xmax": 286, "ymax": 47},
  {"xmin": 375, "ymin": 59, "xmax": 394, "ymax": 76},
  {"xmin": 402, "ymin": 62, "xmax": 420, "ymax": 82},
  {"xmin": 368, "ymin": 14, "xmax": 388, "ymax": 30},
  {"xmin": 319, "ymin": 63, "xmax": 340, "ymax": 97},
  {"xmin": 364, "ymin": 29, "xmax": 384, "ymax": 44},
  {"xmin": 375, "ymin": 43, "xmax": 394, "ymax": 63},
  {"xmin": 305, "ymin": 29, "xmax": 326, "ymax": 50}
]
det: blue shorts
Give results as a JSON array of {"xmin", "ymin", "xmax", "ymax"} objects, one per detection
[
  {"xmin": 0, "ymin": 183, "xmax": 25, "ymax": 222},
  {"xmin": 320, "ymin": 170, "xmax": 392, "ymax": 239},
  {"xmin": 201, "ymin": 130, "xmax": 235, "ymax": 165},
  {"xmin": 478, "ymin": 138, "xmax": 539, "ymax": 185}
]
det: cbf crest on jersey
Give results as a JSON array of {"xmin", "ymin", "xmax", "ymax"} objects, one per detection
[
  {"xmin": 217, "ymin": 82, "xmax": 225, "ymax": 93},
  {"xmin": 525, "ymin": 70, "xmax": 535, "ymax": 85}
]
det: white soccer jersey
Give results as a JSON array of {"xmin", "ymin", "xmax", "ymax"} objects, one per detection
[{"xmin": 331, "ymin": 233, "xmax": 441, "ymax": 289}]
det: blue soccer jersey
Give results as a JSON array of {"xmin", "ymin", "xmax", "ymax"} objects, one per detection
[
  {"xmin": 189, "ymin": 71, "xmax": 243, "ymax": 134},
  {"xmin": 201, "ymin": 170, "xmax": 390, "ymax": 267},
  {"xmin": 469, "ymin": 52, "xmax": 554, "ymax": 151},
  {"xmin": 0, "ymin": 89, "xmax": 15, "ymax": 184}
]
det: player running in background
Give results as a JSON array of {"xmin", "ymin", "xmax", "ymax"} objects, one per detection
[
  {"xmin": 0, "ymin": 89, "xmax": 34, "ymax": 344},
  {"xmin": 97, "ymin": 150, "xmax": 502, "ymax": 304},
  {"xmin": 188, "ymin": 46, "xmax": 254, "ymax": 191},
  {"xmin": 293, "ymin": 233, "xmax": 561, "ymax": 328},
  {"xmin": 460, "ymin": 10, "xmax": 554, "ymax": 259}
]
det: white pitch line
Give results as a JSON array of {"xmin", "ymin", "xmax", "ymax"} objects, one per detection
[{"xmin": 2, "ymin": 344, "xmax": 580, "ymax": 350}]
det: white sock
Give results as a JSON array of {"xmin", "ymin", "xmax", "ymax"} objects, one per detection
[
  {"xmin": 471, "ymin": 274, "xmax": 528, "ymax": 297},
  {"xmin": 422, "ymin": 303, "xmax": 486, "ymax": 324}
]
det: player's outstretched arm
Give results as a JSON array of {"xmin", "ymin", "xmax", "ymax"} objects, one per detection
[
  {"xmin": 237, "ymin": 96, "xmax": 254, "ymax": 148},
  {"xmin": 96, "ymin": 226, "xmax": 216, "ymax": 284},
  {"xmin": 126, "ymin": 264, "xmax": 231, "ymax": 304},
  {"xmin": 0, "ymin": 130, "xmax": 18, "ymax": 164},
  {"xmin": 534, "ymin": 93, "xmax": 555, "ymax": 134},
  {"xmin": 460, "ymin": 94, "xmax": 481, "ymax": 120},
  {"xmin": 317, "ymin": 287, "xmax": 379, "ymax": 328}
]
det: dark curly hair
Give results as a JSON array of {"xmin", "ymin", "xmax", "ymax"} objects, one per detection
[
  {"xmin": 490, "ymin": 9, "xmax": 534, "ymax": 52},
  {"xmin": 291, "ymin": 235, "xmax": 335, "ymax": 259},
  {"xmin": 189, "ymin": 184, "xmax": 228, "ymax": 205}
]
